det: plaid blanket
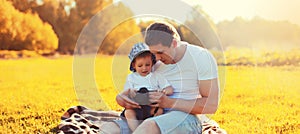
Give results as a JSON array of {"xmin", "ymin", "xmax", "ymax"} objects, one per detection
[{"xmin": 57, "ymin": 106, "xmax": 227, "ymax": 134}]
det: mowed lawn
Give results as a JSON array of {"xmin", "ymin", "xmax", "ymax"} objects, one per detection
[{"xmin": 0, "ymin": 55, "xmax": 299, "ymax": 133}]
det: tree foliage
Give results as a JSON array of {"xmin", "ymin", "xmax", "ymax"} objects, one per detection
[
  {"xmin": 3, "ymin": 0, "xmax": 299, "ymax": 56},
  {"xmin": 100, "ymin": 3, "xmax": 141, "ymax": 55},
  {"xmin": 0, "ymin": 0, "xmax": 58, "ymax": 53},
  {"xmin": 8, "ymin": 0, "xmax": 37, "ymax": 12},
  {"xmin": 64, "ymin": 0, "xmax": 112, "ymax": 54},
  {"xmin": 8, "ymin": 0, "xmax": 113, "ymax": 54},
  {"xmin": 75, "ymin": 2, "xmax": 141, "ymax": 55}
]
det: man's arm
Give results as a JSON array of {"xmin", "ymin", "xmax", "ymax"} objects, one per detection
[{"xmin": 150, "ymin": 78, "xmax": 219, "ymax": 114}]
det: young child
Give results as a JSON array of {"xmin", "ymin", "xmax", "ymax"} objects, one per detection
[{"xmin": 119, "ymin": 43, "xmax": 174, "ymax": 132}]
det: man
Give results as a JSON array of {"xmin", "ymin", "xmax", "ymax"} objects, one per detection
[{"xmin": 101, "ymin": 21, "xmax": 220, "ymax": 134}]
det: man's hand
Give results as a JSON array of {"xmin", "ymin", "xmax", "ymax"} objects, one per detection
[{"xmin": 149, "ymin": 91, "xmax": 174, "ymax": 109}]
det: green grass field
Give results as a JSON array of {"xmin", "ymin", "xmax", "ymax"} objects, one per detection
[{"xmin": 0, "ymin": 56, "xmax": 299, "ymax": 133}]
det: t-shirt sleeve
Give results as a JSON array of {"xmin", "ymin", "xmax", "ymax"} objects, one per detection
[
  {"xmin": 155, "ymin": 73, "xmax": 171, "ymax": 89},
  {"xmin": 123, "ymin": 75, "xmax": 133, "ymax": 91},
  {"xmin": 196, "ymin": 49, "xmax": 218, "ymax": 80}
]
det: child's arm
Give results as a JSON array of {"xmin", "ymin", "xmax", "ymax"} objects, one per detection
[
  {"xmin": 116, "ymin": 74, "xmax": 140, "ymax": 109},
  {"xmin": 162, "ymin": 86, "xmax": 174, "ymax": 96},
  {"xmin": 123, "ymin": 74, "xmax": 137, "ymax": 98},
  {"xmin": 154, "ymin": 72, "xmax": 173, "ymax": 95}
]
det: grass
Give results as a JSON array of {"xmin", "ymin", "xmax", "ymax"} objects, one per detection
[
  {"xmin": 0, "ymin": 56, "xmax": 299, "ymax": 133},
  {"xmin": 213, "ymin": 66, "xmax": 300, "ymax": 133}
]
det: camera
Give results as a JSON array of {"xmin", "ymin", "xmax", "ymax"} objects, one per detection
[{"xmin": 132, "ymin": 87, "xmax": 150, "ymax": 105}]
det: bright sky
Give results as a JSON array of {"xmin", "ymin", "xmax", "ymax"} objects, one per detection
[
  {"xmin": 116, "ymin": 0, "xmax": 300, "ymax": 25},
  {"xmin": 183, "ymin": 0, "xmax": 300, "ymax": 25}
]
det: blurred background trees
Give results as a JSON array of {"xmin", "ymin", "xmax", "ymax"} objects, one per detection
[
  {"xmin": 217, "ymin": 16, "xmax": 300, "ymax": 50},
  {"xmin": 0, "ymin": 0, "xmax": 58, "ymax": 53},
  {"xmin": 1, "ymin": 0, "xmax": 140, "ymax": 54},
  {"xmin": 0, "ymin": 0, "xmax": 299, "ymax": 65}
]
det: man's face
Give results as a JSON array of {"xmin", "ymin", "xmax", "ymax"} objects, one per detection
[{"xmin": 149, "ymin": 43, "xmax": 175, "ymax": 64}]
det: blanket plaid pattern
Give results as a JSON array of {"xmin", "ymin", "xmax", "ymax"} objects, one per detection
[{"xmin": 57, "ymin": 106, "xmax": 226, "ymax": 134}]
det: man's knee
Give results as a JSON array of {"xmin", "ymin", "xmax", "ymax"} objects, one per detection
[
  {"xmin": 134, "ymin": 119, "xmax": 160, "ymax": 134},
  {"xmin": 100, "ymin": 122, "xmax": 120, "ymax": 134}
]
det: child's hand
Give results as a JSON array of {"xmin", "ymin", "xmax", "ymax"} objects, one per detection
[
  {"xmin": 128, "ymin": 88, "xmax": 137, "ymax": 98},
  {"xmin": 116, "ymin": 90, "xmax": 140, "ymax": 109}
]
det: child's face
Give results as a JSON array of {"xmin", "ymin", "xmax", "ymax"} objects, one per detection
[{"xmin": 133, "ymin": 56, "xmax": 153, "ymax": 76}]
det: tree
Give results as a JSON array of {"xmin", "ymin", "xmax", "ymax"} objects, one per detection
[
  {"xmin": 61, "ymin": 0, "xmax": 112, "ymax": 54},
  {"xmin": 73, "ymin": 2, "xmax": 141, "ymax": 55},
  {"xmin": 100, "ymin": 2, "xmax": 141, "ymax": 55},
  {"xmin": 9, "ymin": 0, "xmax": 113, "ymax": 54},
  {"xmin": 0, "ymin": 0, "xmax": 58, "ymax": 53},
  {"xmin": 7, "ymin": 0, "xmax": 37, "ymax": 12}
]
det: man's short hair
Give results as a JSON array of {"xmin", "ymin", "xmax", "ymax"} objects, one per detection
[{"xmin": 145, "ymin": 21, "xmax": 181, "ymax": 47}]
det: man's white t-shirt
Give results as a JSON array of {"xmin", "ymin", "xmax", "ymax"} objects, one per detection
[
  {"xmin": 123, "ymin": 72, "xmax": 171, "ymax": 91},
  {"xmin": 154, "ymin": 42, "xmax": 218, "ymax": 100}
]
